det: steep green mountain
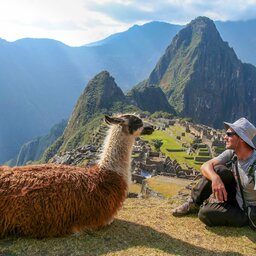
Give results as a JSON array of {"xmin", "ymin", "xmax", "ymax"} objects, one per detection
[
  {"xmin": 147, "ymin": 16, "xmax": 256, "ymax": 128},
  {"xmin": 12, "ymin": 120, "xmax": 67, "ymax": 166},
  {"xmin": 126, "ymin": 81, "xmax": 176, "ymax": 114},
  {"xmin": 42, "ymin": 71, "xmax": 139, "ymax": 162},
  {"xmin": 63, "ymin": 71, "xmax": 128, "ymax": 139}
]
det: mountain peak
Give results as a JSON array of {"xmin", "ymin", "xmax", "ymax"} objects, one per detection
[
  {"xmin": 190, "ymin": 16, "xmax": 214, "ymax": 26},
  {"xmin": 146, "ymin": 16, "xmax": 254, "ymax": 128},
  {"xmin": 188, "ymin": 16, "xmax": 221, "ymax": 41},
  {"xmin": 173, "ymin": 16, "xmax": 221, "ymax": 50},
  {"xmin": 147, "ymin": 17, "xmax": 225, "ymax": 89},
  {"xmin": 84, "ymin": 70, "xmax": 125, "ymax": 106},
  {"xmin": 60, "ymin": 71, "xmax": 128, "ymax": 150}
]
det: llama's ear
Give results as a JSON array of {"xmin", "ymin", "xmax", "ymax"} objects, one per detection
[{"xmin": 105, "ymin": 115, "xmax": 125, "ymax": 125}]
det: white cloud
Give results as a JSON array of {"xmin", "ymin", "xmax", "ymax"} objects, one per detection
[
  {"xmin": 87, "ymin": 0, "xmax": 256, "ymax": 23},
  {"xmin": 0, "ymin": 0, "xmax": 256, "ymax": 46},
  {"xmin": 0, "ymin": 0, "xmax": 130, "ymax": 45}
]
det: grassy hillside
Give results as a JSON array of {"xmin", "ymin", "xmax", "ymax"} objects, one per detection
[
  {"xmin": 142, "ymin": 129, "xmax": 201, "ymax": 171},
  {"xmin": 0, "ymin": 198, "xmax": 255, "ymax": 256}
]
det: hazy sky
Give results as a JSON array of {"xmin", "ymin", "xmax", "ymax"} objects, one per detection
[{"xmin": 1, "ymin": 0, "xmax": 256, "ymax": 46}]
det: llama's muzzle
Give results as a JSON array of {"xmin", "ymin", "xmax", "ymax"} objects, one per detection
[{"xmin": 141, "ymin": 124, "xmax": 154, "ymax": 135}]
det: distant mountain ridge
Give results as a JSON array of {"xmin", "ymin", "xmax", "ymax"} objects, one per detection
[
  {"xmin": 215, "ymin": 19, "xmax": 256, "ymax": 67},
  {"xmin": 0, "ymin": 22, "xmax": 180, "ymax": 163},
  {"xmin": 13, "ymin": 120, "xmax": 67, "ymax": 166}
]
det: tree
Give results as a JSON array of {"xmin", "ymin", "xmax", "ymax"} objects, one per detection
[{"xmin": 153, "ymin": 139, "xmax": 163, "ymax": 152}]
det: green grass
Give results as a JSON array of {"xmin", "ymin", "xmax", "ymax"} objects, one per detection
[
  {"xmin": 198, "ymin": 151, "xmax": 210, "ymax": 156},
  {"xmin": 146, "ymin": 176, "xmax": 191, "ymax": 198},
  {"xmin": 129, "ymin": 183, "xmax": 142, "ymax": 194},
  {"xmin": 143, "ymin": 130, "xmax": 182, "ymax": 149},
  {"xmin": 142, "ymin": 130, "xmax": 200, "ymax": 170},
  {"xmin": 167, "ymin": 126, "xmax": 194, "ymax": 145},
  {"xmin": 198, "ymin": 148, "xmax": 209, "ymax": 152},
  {"xmin": 194, "ymin": 156, "xmax": 212, "ymax": 161},
  {"xmin": 213, "ymin": 146, "xmax": 225, "ymax": 155},
  {"xmin": 194, "ymin": 161, "xmax": 205, "ymax": 165},
  {"xmin": 167, "ymin": 125, "xmax": 182, "ymax": 136},
  {"xmin": 1, "ymin": 198, "xmax": 255, "ymax": 256},
  {"xmin": 131, "ymin": 153, "xmax": 140, "ymax": 158}
]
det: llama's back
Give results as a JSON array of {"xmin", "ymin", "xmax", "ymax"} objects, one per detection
[{"xmin": 0, "ymin": 164, "xmax": 128, "ymax": 237}]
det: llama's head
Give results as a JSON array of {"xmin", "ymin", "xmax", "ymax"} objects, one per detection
[{"xmin": 105, "ymin": 114, "xmax": 154, "ymax": 137}]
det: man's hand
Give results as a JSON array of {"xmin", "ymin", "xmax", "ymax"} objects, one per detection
[{"xmin": 211, "ymin": 176, "xmax": 227, "ymax": 202}]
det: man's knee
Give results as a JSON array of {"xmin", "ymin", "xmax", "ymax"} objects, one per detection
[
  {"xmin": 198, "ymin": 204, "xmax": 215, "ymax": 226},
  {"xmin": 198, "ymin": 202, "xmax": 247, "ymax": 227},
  {"xmin": 214, "ymin": 165, "xmax": 237, "ymax": 203}
]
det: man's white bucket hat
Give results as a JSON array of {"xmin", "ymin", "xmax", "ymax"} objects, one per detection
[{"xmin": 224, "ymin": 117, "xmax": 256, "ymax": 149}]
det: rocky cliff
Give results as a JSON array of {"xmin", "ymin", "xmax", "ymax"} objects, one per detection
[{"xmin": 14, "ymin": 120, "xmax": 67, "ymax": 166}]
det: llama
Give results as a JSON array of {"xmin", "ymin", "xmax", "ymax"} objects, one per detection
[{"xmin": 0, "ymin": 114, "xmax": 154, "ymax": 238}]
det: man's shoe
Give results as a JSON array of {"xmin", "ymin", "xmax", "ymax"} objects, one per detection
[{"xmin": 172, "ymin": 198, "xmax": 197, "ymax": 217}]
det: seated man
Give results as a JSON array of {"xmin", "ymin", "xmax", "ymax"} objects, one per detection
[{"xmin": 172, "ymin": 117, "xmax": 256, "ymax": 227}]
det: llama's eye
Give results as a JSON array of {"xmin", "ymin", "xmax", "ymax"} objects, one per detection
[
  {"xmin": 133, "ymin": 119, "xmax": 143, "ymax": 126},
  {"xmin": 128, "ymin": 121, "xmax": 143, "ymax": 134}
]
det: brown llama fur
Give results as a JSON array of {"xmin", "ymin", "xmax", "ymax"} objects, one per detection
[{"xmin": 0, "ymin": 114, "xmax": 153, "ymax": 238}]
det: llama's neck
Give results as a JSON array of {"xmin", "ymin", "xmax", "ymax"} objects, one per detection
[{"xmin": 98, "ymin": 126, "xmax": 135, "ymax": 183}]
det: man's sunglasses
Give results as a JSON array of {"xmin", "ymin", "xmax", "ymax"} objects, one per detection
[{"xmin": 226, "ymin": 132, "xmax": 237, "ymax": 137}]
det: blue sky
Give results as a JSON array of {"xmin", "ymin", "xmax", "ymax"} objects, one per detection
[{"xmin": 1, "ymin": 0, "xmax": 256, "ymax": 46}]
